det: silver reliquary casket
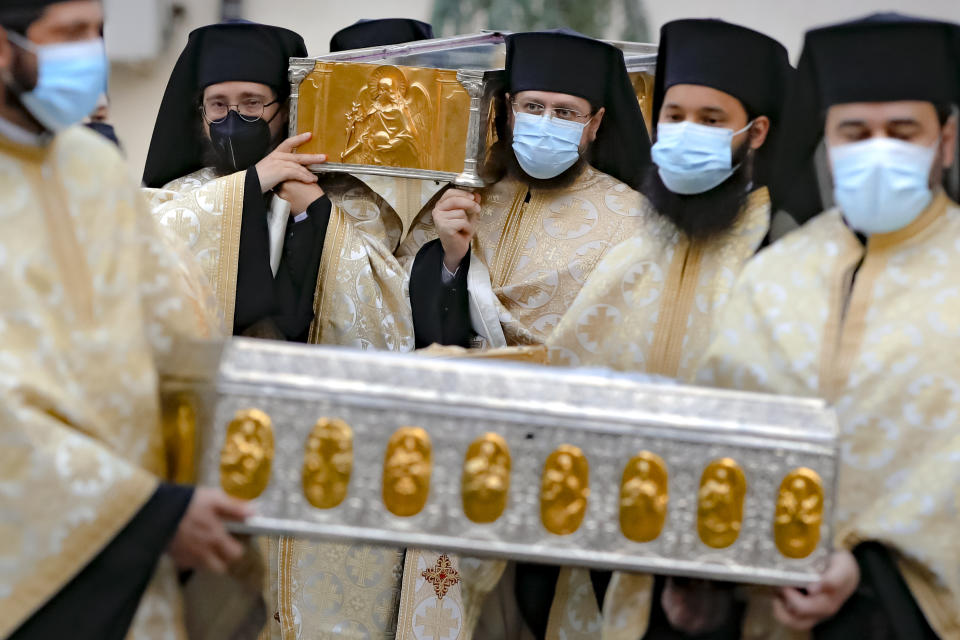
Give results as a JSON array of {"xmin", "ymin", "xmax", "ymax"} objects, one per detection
[
  {"xmin": 162, "ymin": 338, "xmax": 838, "ymax": 586},
  {"xmin": 288, "ymin": 33, "xmax": 659, "ymax": 188}
]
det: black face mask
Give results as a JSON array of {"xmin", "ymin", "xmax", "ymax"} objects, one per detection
[
  {"xmin": 208, "ymin": 110, "xmax": 272, "ymax": 172},
  {"xmin": 85, "ymin": 121, "xmax": 121, "ymax": 148}
]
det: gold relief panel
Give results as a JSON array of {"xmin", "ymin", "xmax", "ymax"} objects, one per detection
[
  {"xmin": 697, "ymin": 458, "xmax": 746, "ymax": 549},
  {"xmin": 462, "ymin": 433, "xmax": 511, "ymax": 524},
  {"xmin": 302, "ymin": 418, "xmax": 354, "ymax": 510},
  {"xmin": 540, "ymin": 445, "xmax": 590, "ymax": 536},
  {"xmin": 774, "ymin": 468, "xmax": 824, "ymax": 559},
  {"xmin": 383, "ymin": 426, "xmax": 433, "ymax": 517},
  {"xmin": 629, "ymin": 71, "xmax": 655, "ymax": 135},
  {"xmin": 162, "ymin": 393, "xmax": 196, "ymax": 484},
  {"xmin": 295, "ymin": 61, "xmax": 472, "ymax": 174},
  {"xmin": 619, "ymin": 451, "xmax": 669, "ymax": 543},
  {"xmin": 219, "ymin": 408, "xmax": 274, "ymax": 500}
]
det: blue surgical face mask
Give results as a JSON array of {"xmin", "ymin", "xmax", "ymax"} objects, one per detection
[
  {"xmin": 511, "ymin": 112, "xmax": 586, "ymax": 179},
  {"xmin": 6, "ymin": 31, "xmax": 108, "ymax": 133},
  {"xmin": 829, "ymin": 137, "xmax": 937, "ymax": 235},
  {"xmin": 651, "ymin": 121, "xmax": 752, "ymax": 195}
]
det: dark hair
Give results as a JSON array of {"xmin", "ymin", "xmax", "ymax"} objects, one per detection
[{"xmin": 935, "ymin": 103, "xmax": 954, "ymax": 126}]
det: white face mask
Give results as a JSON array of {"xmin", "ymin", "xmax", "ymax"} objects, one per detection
[
  {"xmin": 651, "ymin": 120, "xmax": 753, "ymax": 195},
  {"xmin": 829, "ymin": 137, "xmax": 938, "ymax": 235}
]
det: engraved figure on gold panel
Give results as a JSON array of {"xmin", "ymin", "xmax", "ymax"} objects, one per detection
[
  {"xmin": 697, "ymin": 458, "xmax": 746, "ymax": 549},
  {"xmin": 462, "ymin": 433, "xmax": 512, "ymax": 524},
  {"xmin": 540, "ymin": 445, "xmax": 590, "ymax": 536},
  {"xmin": 620, "ymin": 451, "xmax": 669, "ymax": 543},
  {"xmin": 341, "ymin": 65, "xmax": 432, "ymax": 168},
  {"xmin": 219, "ymin": 408, "xmax": 274, "ymax": 500},
  {"xmin": 383, "ymin": 426, "xmax": 432, "ymax": 517},
  {"xmin": 774, "ymin": 468, "xmax": 824, "ymax": 559},
  {"xmin": 302, "ymin": 418, "xmax": 354, "ymax": 509}
]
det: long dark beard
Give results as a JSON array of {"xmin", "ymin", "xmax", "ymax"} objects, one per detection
[
  {"xmin": 645, "ymin": 144, "xmax": 753, "ymax": 242},
  {"xmin": 487, "ymin": 126, "xmax": 590, "ymax": 192}
]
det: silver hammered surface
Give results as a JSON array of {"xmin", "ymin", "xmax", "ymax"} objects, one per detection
[{"xmin": 163, "ymin": 338, "xmax": 838, "ymax": 586}]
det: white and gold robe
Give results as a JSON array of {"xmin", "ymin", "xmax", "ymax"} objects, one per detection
[
  {"xmin": 147, "ymin": 170, "xmax": 446, "ymax": 640},
  {"xmin": 539, "ymin": 189, "xmax": 771, "ymax": 640},
  {"xmin": 0, "ymin": 128, "xmax": 217, "ymax": 638},
  {"xmin": 401, "ymin": 166, "xmax": 652, "ymax": 348},
  {"xmin": 697, "ymin": 192, "xmax": 960, "ymax": 639}
]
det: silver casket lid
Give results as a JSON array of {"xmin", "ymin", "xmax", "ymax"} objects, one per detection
[{"xmin": 162, "ymin": 338, "xmax": 838, "ymax": 586}]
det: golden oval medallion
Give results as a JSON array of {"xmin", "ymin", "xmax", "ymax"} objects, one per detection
[
  {"xmin": 382, "ymin": 426, "xmax": 432, "ymax": 517},
  {"xmin": 540, "ymin": 445, "xmax": 590, "ymax": 536},
  {"xmin": 619, "ymin": 451, "xmax": 669, "ymax": 543},
  {"xmin": 774, "ymin": 468, "xmax": 824, "ymax": 559},
  {"xmin": 697, "ymin": 458, "xmax": 746, "ymax": 549},
  {"xmin": 302, "ymin": 418, "xmax": 354, "ymax": 509},
  {"xmin": 219, "ymin": 408, "xmax": 274, "ymax": 500},
  {"xmin": 462, "ymin": 433, "xmax": 511, "ymax": 524}
]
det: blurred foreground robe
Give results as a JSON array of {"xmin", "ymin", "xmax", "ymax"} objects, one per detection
[{"xmin": 0, "ymin": 126, "xmax": 218, "ymax": 638}]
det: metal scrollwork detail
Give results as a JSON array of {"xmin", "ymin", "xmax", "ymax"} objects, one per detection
[
  {"xmin": 219, "ymin": 408, "xmax": 274, "ymax": 500},
  {"xmin": 774, "ymin": 468, "xmax": 824, "ymax": 559},
  {"xmin": 462, "ymin": 433, "xmax": 511, "ymax": 524},
  {"xmin": 302, "ymin": 418, "xmax": 354, "ymax": 510},
  {"xmin": 383, "ymin": 426, "xmax": 433, "ymax": 517},
  {"xmin": 340, "ymin": 65, "xmax": 433, "ymax": 168},
  {"xmin": 619, "ymin": 451, "xmax": 669, "ymax": 543},
  {"xmin": 540, "ymin": 445, "xmax": 590, "ymax": 536},
  {"xmin": 697, "ymin": 458, "xmax": 746, "ymax": 549}
]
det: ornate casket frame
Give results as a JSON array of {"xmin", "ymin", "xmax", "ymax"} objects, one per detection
[
  {"xmin": 288, "ymin": 32, "xmax": 658, "ymax": 188},
  {"xmin": 163, "ymin": 338, "xmax": 838, "ymax": 586}
]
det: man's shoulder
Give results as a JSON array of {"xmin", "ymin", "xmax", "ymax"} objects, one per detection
[
  {"xmin": 54, "ymin": 125, "xmax": 126, "ymax": 172},
  {"xmin": 159, "ymin": 167, "xmax": 222, "ymax": 192},
  {"xmin": 743, "ymin": 209, "xmax": 844, "ymax": 279}
]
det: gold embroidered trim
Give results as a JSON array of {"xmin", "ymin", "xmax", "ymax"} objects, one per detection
[
  {"xmin": 308, "ymin": 206, "xmax": 348, "ymax": 344},
  {"xmin": 490, "ymin": 185, "xmax": 529, "ymax": 288},
  {"xmin": 276, "ymin": 536, "xmax": 296, "ymax": 638},
  {"xmin": 217, "ymin": 172, "xmax": 245, "ymax": 331}
]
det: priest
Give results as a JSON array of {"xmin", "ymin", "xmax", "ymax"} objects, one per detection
[
  {"xmin": 0, "ymin": 1, "xmax": 250, "ymax": 638},
  {"xmin": 143, "ymin": 21, "xmax": 324, "ymax": 340},
  {"xmin": 698, "ymin": 14, "xmax": 959, "ymax": 640},
  {"xmin": 533, "ymin": 20, "xmax": 794, "ymax": 639},
  {"xmin": 406, "ymin": 29, "xmax": 651, "ymax": 350}
]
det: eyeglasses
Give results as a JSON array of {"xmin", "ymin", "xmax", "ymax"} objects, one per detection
[
  {"xmin": 201, "ymin": 98, "xmax": 278, "ymax": 124},
  {"xmin": 511, "ymin": 99, "xmax": 593, "ymax": 123}
]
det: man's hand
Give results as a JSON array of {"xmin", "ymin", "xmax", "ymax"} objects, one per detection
[
  {"xmin": 277, "ymin": 180, "xmax": 325, "ymax": 215},
  {"xmin": 661, "ymin": 577, "xmax": 736, "ymax": 635},
  {"xmin": 255, "ymin": 132, "xmax": 326, "ymax": 194},
  {"xmin": 774, "ymin": 550, "xmax": 860, "ymax": 630},
  {"xmin": 167, "ymin": 487, "xmax": 252, "ymax": 574},
  {"xmin": 433, "ymin": 188, "xmax": 481, "ymax": 273}
]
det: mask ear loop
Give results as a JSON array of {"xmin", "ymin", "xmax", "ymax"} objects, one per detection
[{"xmin": 730, "ymin": 120, "xmax": 757, "ymax": 188}]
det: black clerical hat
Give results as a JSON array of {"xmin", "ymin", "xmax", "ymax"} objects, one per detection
[
  {"xmin": 142, "ymin": 21, "xmax": 307, "ymax": 188},
  {"xmin": 505, "ymin": 30, "xmax": 651, "ymax": 189},
  {"xmin": 652, "ymin": 20, "xmax": 790, "ymax": 126},
  {"xmin": 330, "ymin": 18, "xmax": 434, "ymax": 52},
  {"xmin": 772, "ymin": 13, "xmax": 960, "ymax": 223},
  {"xmin": 653, "ymin": 19, "xmax": 792, "ymax": 192},
  {"xmin": 1, "ymin": 0, "xmax": 70, "ymax": 33}
]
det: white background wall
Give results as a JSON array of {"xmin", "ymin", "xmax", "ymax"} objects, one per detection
[{"xmin": 107, "ymin": 0, "xmax": 959, "ymax": 179}]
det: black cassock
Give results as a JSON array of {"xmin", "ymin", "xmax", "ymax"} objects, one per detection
[
  {"xmin": 10, "ymin": 485, "xmax": 193, "ymax": 640},
  {"xmin": 233, "ymin": 167, "xmax": 331, "ymax": 343}
]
